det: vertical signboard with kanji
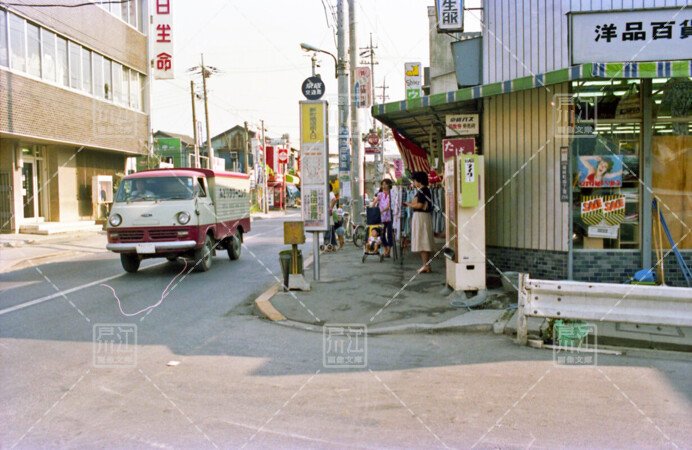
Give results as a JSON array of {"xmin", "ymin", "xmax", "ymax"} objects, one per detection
[
  {"xmin": 436, "ymin": 0, "xmax": 464, "ymax": 32},
  {"xmin": 354, "ymin": 67, "xmax": 371, "ymax": 109},
  {"xmin": 300, "ymin": 101, "xmax": 329, "ymax": 231},
  {"xmin": 153, "ymin": 0, "xmax": 174, "ymax": 79},
  {"xmin": 405, "ymin": 62, "xmax": 422, "ymax": 100}
]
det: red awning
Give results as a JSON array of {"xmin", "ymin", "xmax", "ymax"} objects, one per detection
[{"xmin": 392, "ymin": 129, "xmax": 430, "ymax": 174}]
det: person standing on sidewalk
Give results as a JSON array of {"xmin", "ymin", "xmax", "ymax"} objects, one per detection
[
  {"xmin": 324, "ymin": 183, "xmax": 338, "ymax": 249},
  {"xmin": 369, "ymin": 179, "xmax": 394, "ymax": 258},
  {"xmin": 406, "ymin": 172, "xmax": 434, "ymax": 273}
]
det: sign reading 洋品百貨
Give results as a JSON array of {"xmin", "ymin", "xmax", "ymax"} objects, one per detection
[
  {"xmin": 153, "ymin": 0, "xmax": 174, "ymax": 80},
  {"xmin": 436, "ymin": 0, "xmax": 464, "ymax": 32},
  {"xmin": 571, "ymin": 8, "xmax": 692, "ymax": 65}
]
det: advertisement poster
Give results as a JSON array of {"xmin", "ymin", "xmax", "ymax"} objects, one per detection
[
  {"xmin": 300, "ymin": 101, "xmax": 329, "ymax": 231},
  {"xmin": 577, "ymin": 155, "xmax": 623, "ymax": 188},
  {"xmin": 301, "ymin": 103, "xmax": 325, "ymax": 144},
  {"xmin": 354, "ymin": 67, "xmax": 371, "ymax": 109},
  {"xmin": 405, "ymin": 62, "xmax": 422, "ymax": 100}
]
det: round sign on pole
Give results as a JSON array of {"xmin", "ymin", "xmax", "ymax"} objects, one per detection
[
  {"xmin": 367, "ymin": 133, "xmax": 380, "ymax": 146},
  {"xmin": 301, "ymin": 77, "xmax": 325, "ymax": 100},
  {"xmin": 278, "ymin": 148, "xmax": 288, "ymax": 163}
]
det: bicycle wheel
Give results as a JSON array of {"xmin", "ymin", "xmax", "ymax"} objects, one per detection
[
  {"xmin": 344, "ymin": 222, "xmax": 354, "ymax": 240},
  {"xmin": 353, "ymin": 225, "xmax": 366, "ymax": 248}
]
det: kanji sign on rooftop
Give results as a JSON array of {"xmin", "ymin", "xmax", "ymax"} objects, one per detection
[{"xmin": 153, "ymin": 0, "xmax": 174, "ymax": 80}]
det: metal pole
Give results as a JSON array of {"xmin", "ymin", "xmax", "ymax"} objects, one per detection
[
  {"xmin": 641, "ymin": 78, "xmax": 653, "ymax": 271},
  {"xmin": 190, "ymin": 80, "xmax": 200, "ymax": 168},
  {"xmin": 349, "ymin": 0, "xmax": 363, "ymax": 216},
  {"xmin": 261, "ymin": 119, "xmax": 268, "ymax": 214},
  {"xmin": 201, "ymin": 53, "xmax": 214, "ymax": 164},
  {"xmin": 313, "ymin": 231, "xmax": 320, "ymax": 280},
  {"xmin": 311, "ymin": 53, "xmax": 317, "ymax": 77},
  {"xmin": 337, "ymin": 0, "xmax": 350, "ymax": 207}
]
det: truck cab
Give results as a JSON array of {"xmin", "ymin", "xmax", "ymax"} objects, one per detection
[{"xmin": 106, "ymin": 169, "xmax": 251, "ymax": 273}]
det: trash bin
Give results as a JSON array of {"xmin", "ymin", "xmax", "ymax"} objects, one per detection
[{"xmin": 279, "ymin": 249, "xmax": 303, "ymax": 289}]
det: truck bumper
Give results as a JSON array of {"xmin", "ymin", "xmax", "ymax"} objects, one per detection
[{"xmin": 107, "ymin": 240, "xmax": 198, "ymax": 252}]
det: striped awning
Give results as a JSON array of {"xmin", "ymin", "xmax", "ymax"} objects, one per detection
[
  {"xmin": 373, "ymin": 61, "xmax": 692, "ymax": 117},
  {"xmin": 392, "ymin": 129, "xmax": 430, "ymax": 174}
]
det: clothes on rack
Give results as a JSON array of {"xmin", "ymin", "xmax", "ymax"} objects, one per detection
[{"xmin": 397, "ymin": 185, "xmax": 445, "ymax": 238}]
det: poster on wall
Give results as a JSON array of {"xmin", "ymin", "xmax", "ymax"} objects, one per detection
[{"xmin": 577, "ymin": 155, "xmax": 623, "ymax": 188}]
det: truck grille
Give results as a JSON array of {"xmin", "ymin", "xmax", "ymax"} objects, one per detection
[
  {"xmin": 148, "ymin": 228, "xmax": 179, "ymax": 240},
  {"xmin": 118, "ymin": 230, "xmax": 145, "ymax": 242}
]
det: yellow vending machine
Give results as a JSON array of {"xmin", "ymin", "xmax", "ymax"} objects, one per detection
[{"xmin": 445, "ymin": 153, "xmax": 486, "ymax": 291}]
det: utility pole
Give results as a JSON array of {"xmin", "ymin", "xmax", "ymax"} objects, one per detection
[
  {"xmin": 337, "ymin": 0, "xmax": 350, "ymax": 210},
  {"xmin": 360, "ymin": 33, "xmax": 379, "ymax": 181},
  {"xmin": 201, "ymin": 54, "xmax": 214, "ymax": 165},
  {"xmin": 376, "ymin": 78, "xmax": 389, "ymax": 178},
  {"xmin": 190, "ymin": 80, "xmax": 200, "ymax": 168},
  {"xmin": 311, "ymin": 53, "xmax": 318, "ymax": 77},
  {"xmin": 244, "ymin": 121, "xmax": 249, "ymax": 174},
  {"xmin": 349, "ymin": 0, "xmax": 363, "ymax": 217},
  {"xmin": 261, "ymin": 119, "xmax": 268, "ymax": 214}
]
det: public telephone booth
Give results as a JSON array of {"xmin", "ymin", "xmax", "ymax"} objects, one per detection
[{"xmin": 442, "ymin": 138, "xmax": 486, "ymax": 291}]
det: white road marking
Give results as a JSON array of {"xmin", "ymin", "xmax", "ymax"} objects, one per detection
[{"xmin": 0, "ymin": 224, "xmax": 284, "ymax": 316}]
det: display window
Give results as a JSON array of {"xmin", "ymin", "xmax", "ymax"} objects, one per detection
[{"xmin": 570, "ymin": 77, "xmax": 691, "ymax": 251}]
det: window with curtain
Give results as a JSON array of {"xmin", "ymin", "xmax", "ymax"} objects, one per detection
[
  {"xmin": 26, "ymin": 22, "xmax": 40, "ymax": 77},
  {"xmin": 9, "ymin": 13, "xmax": 25, "ymax": 72},
  {"xmin": 56, "ymin": 36, "xmax": 68, "ymax": 86},
  {"xmin": 0, "ymin": 10, "xmax": 8, "ymax": 67},
  {"xmin": 82, "ymin": 48, "xmax": 92, "ymax": 94},
  {"xmin": 112, "ymin": 62, "xmax": 122, "ymax": 104},
  {"xmin": 41, "ymin": 28, "xmax": 56, "ymax": 81},
  {"xmin": 93, "ymin": 52, "xmax": 103, "ymax": 98},
  {"xmin": 130, "ymin": 69, "xmax": 139, "ymax": 109},
  {"xmin": 68, "ymin": 41, "xmax": 81, "ymax": 89},
  {"xmin": 103, "ymin": 58, "xmax": 112, "ymax": 100}
]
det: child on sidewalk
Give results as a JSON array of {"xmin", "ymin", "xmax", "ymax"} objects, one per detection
[{"xmin": 366, "ymin": 228, "xmax": 382, "ymax": 253}]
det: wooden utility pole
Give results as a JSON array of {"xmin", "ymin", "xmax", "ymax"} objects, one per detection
[
  {"xmin": 190, "ymin": 80, "xmax": 200, "ymax": 168},
  {"xmin": 201, "ymin": 53, "xmax": 213, "ymax": 165}
]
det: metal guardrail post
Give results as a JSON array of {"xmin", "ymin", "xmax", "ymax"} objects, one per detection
[{"xmin": 516, "ymin": 273, "xmax": 529, "ymax": 346}]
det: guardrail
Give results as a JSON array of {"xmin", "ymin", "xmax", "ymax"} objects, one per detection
[{"xmin": 516, "ymin": 273, "xmax": 692, "ymax": 345}]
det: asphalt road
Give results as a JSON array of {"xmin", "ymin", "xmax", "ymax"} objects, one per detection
[{"xmin": 2, "ymin": 212, "xmax": 692, "ymax": 448}]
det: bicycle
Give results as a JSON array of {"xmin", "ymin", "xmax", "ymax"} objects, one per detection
[{"xmin": 342, "ymin": 199, "xmax": 367, "ymax": 248}]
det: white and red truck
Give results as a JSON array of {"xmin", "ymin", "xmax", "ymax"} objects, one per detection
[{"xmin": 106, "ymin": 168, "xmax": 251, "ymax": 273}]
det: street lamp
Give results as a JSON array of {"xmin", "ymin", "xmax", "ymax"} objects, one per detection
[{"xmin": 300, "ymin": 42, "xmax": 338, "ymax": 78}]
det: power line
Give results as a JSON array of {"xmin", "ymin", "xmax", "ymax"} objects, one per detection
[{"xmin": 0, "ymin": 0, "xmax": 128, "ymax": 7}]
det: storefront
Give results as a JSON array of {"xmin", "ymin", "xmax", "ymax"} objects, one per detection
[{"xmin": 374, "ymin": 59, "xmax": 692, "ymax": 287}]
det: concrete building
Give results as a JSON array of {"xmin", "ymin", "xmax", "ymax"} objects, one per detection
[
  {"xmin": 0, "ymin": 1, "xmax": 150, "ymax": 233},
  {"xmin": 374, "ymin": 1, "xmax": 692, "ymax": 286}
]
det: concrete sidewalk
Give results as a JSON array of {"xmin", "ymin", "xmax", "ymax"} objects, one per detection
[
  {"xmin": 255, "ymin": 242, "xmax": 692, "ymax": 351},
  {"xmin": 0, "ymin": 231, "xmax": 107, "ymax": 273},
  {"xmin": 255, "ymin": 242, "xmax": 512, "ymax": 334}
]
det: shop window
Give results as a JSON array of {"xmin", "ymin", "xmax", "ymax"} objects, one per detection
[
  {"xmin": 9, "ymin": 13, "xmax": 25, "ymax": 72},
  {"xmin": 82, "ymin": 48, "xmax": 92, "ymax": 94},
  {"xmin": 68, "ymin": 41, "xmax": 81, "ymax": 89},
  {"xmin": 26, "ymin": 22, "xmax": 40, "ymax": 77},
  {"xmin": 652, "ymin": 77, "xmax": 692, "ymax": 250},
  {"xmin": 41, "ymin": 28, "xmax": 56, "ymax": 82},
  {"xmin": 0, "ymin": 10, "xmax": 8, "ymax": 67},
  {"xmin": 571, "ymin": 80, "xmax": 642, "ymax": 250},
  {"xmin": 56, "ymin": 36, "xmax": 68, "ymax": 86}
]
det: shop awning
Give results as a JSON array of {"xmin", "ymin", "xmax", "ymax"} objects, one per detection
[
  {"xmin": 373, "ymin": 61, "xmax": 692, "ymax": 153},
  {"xmin": 392, "ymin": 130, "xmax": 431, "ymax": 174}
]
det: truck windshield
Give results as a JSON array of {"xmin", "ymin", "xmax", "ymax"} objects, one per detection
[{"xmin": 116, "ymin": 177, "xmax": 196, "ymax": 202}]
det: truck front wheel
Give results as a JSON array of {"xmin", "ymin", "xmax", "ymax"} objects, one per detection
[
  {"xmin": 227, "ymin": 229, "xmax": 242, "ymax": 260},
  {"xmin": 194, "ymin": 235, "xmax": 214, "ymax": 272},
  {"xmin": 120, "ymin": 254, "xmax": 141, "ymax": 273}
]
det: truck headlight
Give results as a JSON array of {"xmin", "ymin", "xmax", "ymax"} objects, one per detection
[
  {"xmin": 109, "ymin": 213, "xmax": 122, "ymax": 227},
  {"xmin": 177, "ymin": 211, "xmax": 191, "ymax": 225}
]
